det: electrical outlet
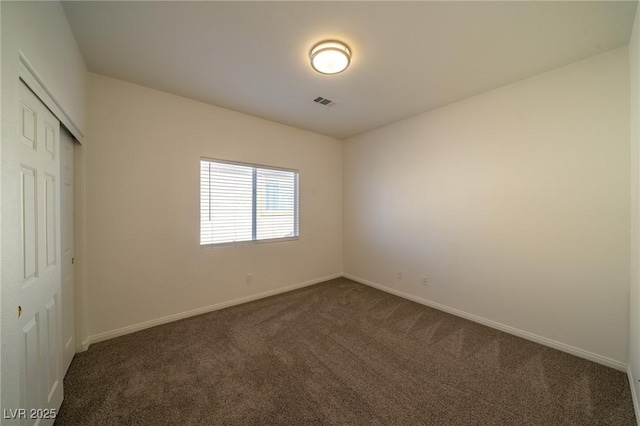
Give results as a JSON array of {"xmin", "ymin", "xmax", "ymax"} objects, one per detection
[
  {"xmin": 397, "ymin": 270, "xmax": 403, "ymax": 280},
  {"xmin": 246, "ymin": 274, "xmax": 252, "ymax": 284},
  {"xmin": 421, "ymin": 276, "xmax": 428, "ymax": 286}
]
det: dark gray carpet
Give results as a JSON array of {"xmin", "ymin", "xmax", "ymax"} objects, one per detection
[{"xmin": 55, "ymin": 278, "xmax": 636, "ymax": 425}]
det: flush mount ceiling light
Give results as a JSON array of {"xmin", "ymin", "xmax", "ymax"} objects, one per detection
[{"xmin": 309, "ymin": 40, "xmax": 351, "ymax": 75}]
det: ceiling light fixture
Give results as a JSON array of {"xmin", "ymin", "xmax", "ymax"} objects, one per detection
[{"xmin": 309, "ymin": 40, "xmax": 351, "ymax": 75}]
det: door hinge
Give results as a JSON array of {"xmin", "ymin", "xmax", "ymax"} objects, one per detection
[
  {"xmin": 18, "ymin": 306, "xmax": 22, "ymax": 318},
  {"xmin": 71, "ymin": 257, "xmax": 75, "ymax": 264}
]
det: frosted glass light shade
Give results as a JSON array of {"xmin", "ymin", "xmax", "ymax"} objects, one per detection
[{"xmin": 310, "ymin": 41, "xmax": 351, "ymax": 75}]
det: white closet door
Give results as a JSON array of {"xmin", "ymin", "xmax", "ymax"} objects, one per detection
[
  {"xmin": 60, "ymin": 128, "xmax": 75, "ymax": 375},
  {"xmin": 18, "ymin": 80, "xmax": 64, "ymax": 425}
]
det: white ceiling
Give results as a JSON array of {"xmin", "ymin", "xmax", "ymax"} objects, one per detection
[{"xmin": 62, "ymin": 1, "xmax": 637, "ymax": 139}]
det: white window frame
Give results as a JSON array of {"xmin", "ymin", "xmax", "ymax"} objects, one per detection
[{"xmin": 200, "ymin": 157, "xmax": 299, "ymax": 247}]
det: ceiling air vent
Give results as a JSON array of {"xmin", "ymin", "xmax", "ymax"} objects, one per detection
[{"xmin": 313, "ymin": 96, "xmax": 333, "ymax": 106}]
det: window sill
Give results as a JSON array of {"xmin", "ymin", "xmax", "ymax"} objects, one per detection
[{"xmin": 200, "ymin": 236, "xmax": 299, "ymax": 249}]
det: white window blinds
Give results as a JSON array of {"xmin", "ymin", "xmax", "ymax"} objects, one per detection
[{"xmin": 200, "ymin": 159, "xmax": 299, "ymax": 245}]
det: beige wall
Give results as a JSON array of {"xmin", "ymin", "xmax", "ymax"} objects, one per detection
[
  {"xmin": 1, "ymin": 2, "xmax": 87, "ymax": 131},
  {"xmin": 629, "ymin": 5, "xmax": 640, "ymax": 416},
  {"xmin": 344, "ymin": 47, "xmax": 630, "ymax": 367},
  {"xmin": 1, "ymin": 0, "xmax": 87, "ymax": 415},
  {"xmin": 85, "ymin": 74, "xmax": 343, "ymax": 341}
]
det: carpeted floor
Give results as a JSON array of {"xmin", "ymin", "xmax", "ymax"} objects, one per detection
[{"xmin": 55, "ymin": 278, "xmax": 636, "ymax": 425}]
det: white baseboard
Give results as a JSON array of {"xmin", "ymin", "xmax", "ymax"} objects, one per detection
[
  {"xmin": 343, "ymin": 273, "xmax": 628, "ymax": 372},
  {"xmin": 85, "ymin": 273, "xmax": 342, "ymax": 347},
  {"xmin": 82, "ymin": 272, "xmax": 629, "ymax": 374},
  {"xmin": 629, "ymin": 366, "xmax": 640, "ymax": 425}
]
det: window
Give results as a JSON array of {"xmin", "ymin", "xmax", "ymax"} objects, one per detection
[
  {"xmin": 200, "ymin": 158, "xmax": 299, "ymax": 245},
  {"xmin": 265, "ymin": 181, "xmax": 280, "ymax": 211}
]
